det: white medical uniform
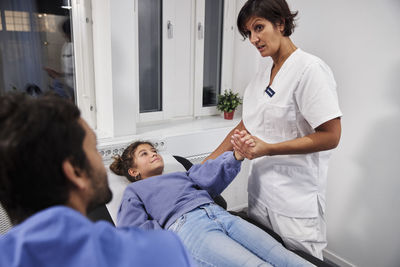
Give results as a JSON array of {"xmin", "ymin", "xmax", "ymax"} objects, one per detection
[{"xmin": 242, "ymin": 48, "xmax": 342, "ymax": 258}]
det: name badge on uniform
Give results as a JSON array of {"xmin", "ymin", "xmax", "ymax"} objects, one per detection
[{"xmin": 265, "ymin": 86, "xmax": 275, "ymax": 97}]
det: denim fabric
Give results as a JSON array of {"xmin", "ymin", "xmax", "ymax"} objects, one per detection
[{"xmin": 168, "ymin": 203, "xmax": 312, "ymax": 267}]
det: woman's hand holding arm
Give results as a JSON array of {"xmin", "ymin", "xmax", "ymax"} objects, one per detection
[
  {"xmin": 231, "ymin": 117, "xmax": 341, "ymax": 159},
  {"xmin": 202, "ymin": 120, "xmax": 246, "ymax": 163}
]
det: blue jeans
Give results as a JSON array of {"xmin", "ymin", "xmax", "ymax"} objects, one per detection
[{"xmin": 168, "ymin": 203, "xmax": 311, "ymax": 267}]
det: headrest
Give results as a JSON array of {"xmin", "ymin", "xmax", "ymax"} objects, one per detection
[{"xmin": 105, "ymin": 152, "xmax": 187, "ymax": 224}]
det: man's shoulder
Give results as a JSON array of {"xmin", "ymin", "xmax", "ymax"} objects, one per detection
[
  {"xmin": 1, "ymin": 207, "xmax": 194, "ymax": 267},
  {"xmin": 1, "ymin": 206, "xmax": 94, "ymax": 242}
]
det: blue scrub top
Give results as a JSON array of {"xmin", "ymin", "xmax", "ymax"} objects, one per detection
[{"xmin": 0, "ymin": 206, "xmax": 194, "ymax": 267}]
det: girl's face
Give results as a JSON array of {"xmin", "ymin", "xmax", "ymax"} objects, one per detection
[
  {"xmin": 129, "ymin": 143, "xmax": 164, "ymax": 179},
  {"xmin": 244, "ymin": 16, "xmax": 284, "ymax": 58}
]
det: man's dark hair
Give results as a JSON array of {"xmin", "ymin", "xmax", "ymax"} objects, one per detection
[
  {"xmin": 0, "ymin": 93, "xmax": 88, "ymax": 224},
  {"xmin": 237, "ymin": 0, "xmax": 298, "ymax": 38}
]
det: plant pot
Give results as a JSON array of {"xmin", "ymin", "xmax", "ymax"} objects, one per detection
[{"xmin": 223, "ymin": 110, "xmax": 235, "ymax": 120}]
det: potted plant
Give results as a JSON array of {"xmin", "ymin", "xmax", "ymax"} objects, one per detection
[{"xmin": 216, "ymin": 89, "xmax": 242, "ymax": 120}]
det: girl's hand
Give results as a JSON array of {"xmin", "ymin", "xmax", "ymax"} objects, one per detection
[{"xmin": 233, "ymin": 150, "xmax": 245, "ymax": 161}]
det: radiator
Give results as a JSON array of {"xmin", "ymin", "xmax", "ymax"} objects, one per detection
[
  {"xmin": 186, "ymin": 153, "xmax": 210, "ymax": 165},
  {"xmin": 0, "ymin": 203, "xmax": 12, "ymax": 234}
]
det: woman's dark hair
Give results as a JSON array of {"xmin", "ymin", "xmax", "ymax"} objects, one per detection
[
  {"xmin": 109, "ymin": 141, "xmax": 155, "ymax": 182},
  {"xmin": 0, "ymin": 93, "xmax": 88, "ymax": 224},
  {"xmin": 237, "ymin": 0, "xmax": 298, "ymax": 38}
]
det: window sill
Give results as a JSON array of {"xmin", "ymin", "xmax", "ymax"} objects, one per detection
[
  {"xmin": 97, "ymin": 114, "xmax": 241, "ymax": 162},
  {"xmin": 136, "ymin": 114, "xmax": 241, "ymax": 136}
]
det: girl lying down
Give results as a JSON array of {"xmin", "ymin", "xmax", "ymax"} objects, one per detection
[{"xmin": 110, "ymin": 141, "xmax": 311, "ymax": 267}]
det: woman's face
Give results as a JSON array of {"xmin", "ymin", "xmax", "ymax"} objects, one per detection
[
  {"xmin": 244, "ymin": 16, "xmax": 284, "ymax": 58},
  {"xmin": 130, "ymin": 143, "xmax": 164, "ymax": 179}
]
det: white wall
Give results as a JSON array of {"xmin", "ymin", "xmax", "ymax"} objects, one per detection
[
  {"xmin": 233, "ymin": 0, "xmax": 400, "ymax": 266},
  {"xmin": 109, "ymin": 0, "xmax": 138, "ymax": 137},
  {"xmin": 232, "ymin": 0, "xmax": 259, "ymax": 113},
  {"xmin": 91, "ymin": 0, "xmax": 138, "ymax": 138}
]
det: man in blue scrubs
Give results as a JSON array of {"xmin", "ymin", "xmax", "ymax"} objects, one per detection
[{"xmin": 0, "ymin": 93, "xmax": 194, "ymax": 267}]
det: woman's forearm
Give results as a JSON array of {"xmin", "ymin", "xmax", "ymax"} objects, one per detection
[
  {"xmin": 232, "ymin": 118, "xmax": 341, "ymax": 159},
  {"xmin": 267, "ymin": 125, "xmax": 341, "ymax": 156},
  {"xmin": 202, "ymin": 120, "xmax": 246, "ymax": 163}
]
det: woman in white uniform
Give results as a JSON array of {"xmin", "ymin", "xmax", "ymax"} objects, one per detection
[{"xmin": 204, "ymin": 0, "xmax": 342, "ymax": 259}]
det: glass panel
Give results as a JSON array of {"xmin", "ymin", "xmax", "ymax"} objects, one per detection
[
  {"xmin": 0, "ymin": 1, "xmax": 75, "ymax": 102},
  {"xmin": 138, "ymin": 0, "xmax": 162, "ymax": 113},
  {"xmin": 5, "ymin": 11, "xmax": 31, "ymax": 32},
  {"xmin": 202, "ymin": 0, "xmax": 224, "ymax": 107}
]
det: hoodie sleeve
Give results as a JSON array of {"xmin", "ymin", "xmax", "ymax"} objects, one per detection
[{"xmin": 186, "ymin": 151, "xmax": 241, "ymax": 197}]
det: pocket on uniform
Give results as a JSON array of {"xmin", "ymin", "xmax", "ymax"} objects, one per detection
[
  {"xmin": 269, "ymin": 165, "xmax": 319, "ymax": 218},
  {"xmin": 276, "ymin": 213, "xmax": 319, "ymax": 242},
  {"xmin": 263, "ymin": 104, "xmax": 298, "ymax": 143}
]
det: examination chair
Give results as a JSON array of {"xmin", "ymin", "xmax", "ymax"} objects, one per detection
[{"xmin": 88, "ymin": 154, "xmax": 332, "ymax": 267}]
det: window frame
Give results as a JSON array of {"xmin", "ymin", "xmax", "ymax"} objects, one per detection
[
  {"xmin": 193, "ymin": 0, "xmax": 235, "ymax": 117},
  {"xmin": 0, "ymin": 10, "xmax": 3, "ymax": 31},
  {"xmin": 71, "ymin": 0, "xmax": 96, "ymax": 128},
  {"xmin": 89, "ymin": 0, "xmax": 236, "ymax": 140},
  {"xmin": 136, "ymin": 0, "xmax": 236, "ymax": 123}
]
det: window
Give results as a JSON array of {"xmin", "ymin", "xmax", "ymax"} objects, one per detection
[
  {"xmin": 138, "ymin": 0, "xmax": 162, "ymax": 113},
  {"xmin": 136, "ymin": 0, "xmax": 235, "ymax": 123},
  {"xmin": 194, "ymin": 0, "xmax": 233, "ymax": 116},
  {"xmin": 89, "ymin": 0, "xmax": 236, "ymax": 139},
  {"xmin": 201, "ymin": 0, "xmax": 224, "ymax": 107},
  {"xmin": 0, "ymin": 0, "xmax": 95, "ymax": 127},
  {"xmin": 4, "ymin": 11, "xmax": 30, "ymax": 32},
  {"xmin": 0, "ymin": 3, "xmax": 72, "ymax": 97}
]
